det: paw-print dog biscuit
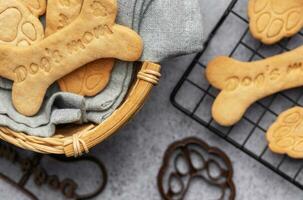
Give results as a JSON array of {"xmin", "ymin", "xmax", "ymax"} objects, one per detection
[
  {"xmin": 206, "ymin": 46, "xmax": 303, "ymax": 126},
  {"xmin": 249, "ymin": 0, "xmax": 303, "ymax": 44},
  {"xmin": 267, "ymin": 107, "xmax": 303, "ymax": 158},
  {"xmin": 46, "ymin": 0, "xmax": 114, "ymax": 96},
  {"xmin": 0, "ymin": 0, "xmax": 143, "ymax": 116},
  {"xmin": 0, "ymin": 0, "xmax": 44, "ymax": 47},
  {"xmin": 57, "ymin": 59, "xmax": 114, "ymax": 96}
]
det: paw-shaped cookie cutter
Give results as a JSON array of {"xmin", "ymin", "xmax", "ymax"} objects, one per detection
[{"xmin": 158, "ymin": 137, "xmax": 236, "ymax": 200}]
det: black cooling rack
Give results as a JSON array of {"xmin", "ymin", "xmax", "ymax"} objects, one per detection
[{"xmin": 171, "ymin": 0, "xmax": 303, "ymax": 190}]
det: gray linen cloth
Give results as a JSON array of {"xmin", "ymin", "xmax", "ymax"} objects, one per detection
[{"xmin": 0, "ymin": 0, "xmax": 203, "ymax": 137}]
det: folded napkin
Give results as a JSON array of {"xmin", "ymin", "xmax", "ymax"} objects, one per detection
[
  {"xmin": 0, "ymin": 0, "xmax": 204, "ymax": 137},
  {"xmin": 0, "ymin": 62, "xmax": 132, "ymax": 136}
]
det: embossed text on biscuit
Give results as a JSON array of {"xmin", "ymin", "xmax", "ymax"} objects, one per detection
[
  {"xmin": 0, "ymin": 0, "xmax": 143, "ymax": 116},
  {"xmin": 206, "ymin": 46, "xmax": 303, "ymax": 126}
]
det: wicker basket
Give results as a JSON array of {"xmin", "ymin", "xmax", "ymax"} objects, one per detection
[{"xmin": 0, "ymin": 61, "xmax": 161, "ymax": 157}]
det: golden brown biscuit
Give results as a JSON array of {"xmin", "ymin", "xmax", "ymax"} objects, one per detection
[
  {"xmin": 267, "ymin": 107, "xmax": 303, "ymax": 158},
  {"xmin": 206, "ymin": 46, "xmax": 303, "ymax": 126},
  {"xmin": 248, "ymin": 0, "xmax": 303, "ymax": 45},
  {"xmin": 0, "ymin": 0, "xmax": 143, "ymax": 116},
  {"xmin": 45, "ymin": 0, "xmax": 82, "ymax": 35},
  {"xmin": 46, "ymin": 0, "xmax": 114, "ymax": 96},
  {"xmin": 18, "ymin": 0, "xmax": 46, "ymax": 16},
  {"xmin": 58, "ymin": 59, "xmax": 114, "ymax": 96},
  {"xmin": 0, "ymin": 0, "xmax": 44, "ymax": 47}
]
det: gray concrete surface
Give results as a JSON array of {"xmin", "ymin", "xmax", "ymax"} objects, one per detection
[
  {"xmin": 1, "ymin": 0, "xmax": 303, "ymax": 199},
  {"xmin": 94, "ymin": 54, "xmax": 303, "ymax": 200}
]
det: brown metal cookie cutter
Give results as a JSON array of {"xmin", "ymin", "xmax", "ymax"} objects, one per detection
[
  {"xmin": 0, "ymin": 173, "xmax": 38, "ymax": 200},
  {"xmin": 34, "ymin": 155, "xmax": 108, "ymax": 200},
  {"xmin": 0, "ymin": 141, "xmax": 107, "ymax": 200},
  {"xmin": 158, "ymin": 137, "xmax": 236, "ymax": 200}
]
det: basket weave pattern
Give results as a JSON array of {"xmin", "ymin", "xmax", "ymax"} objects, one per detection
[{"xmin": 0, "ymin": 62, "xmax": 161, "ymax": 157}]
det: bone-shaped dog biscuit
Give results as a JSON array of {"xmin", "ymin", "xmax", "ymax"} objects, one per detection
[
  {"xmin": 267, "ymin": 107, "xmax": 303, "ymax": 158},
  {"xmin": 249, "ymin": 0, "xmax": 303, "ymax": 45},
  {"xmin": 206, "ymin": 46, "xmax": 303, "ymax": 126},
  {"xmin": 0, "ymin": 0, "xmax": 44, "ymax": 47},
  {"xmin": 18, "ymin": 0, "xmax": 46, "ymax": 16},
  {"xmin": 0, "ymin": 0, "xmax": 143, "ymax": 116},
  {"xmin": 46, "ymin": 0, "xmax": 114, "ymax": 96}
]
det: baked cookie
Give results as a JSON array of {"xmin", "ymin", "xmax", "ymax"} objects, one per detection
[
  {"xmin": 267, "ymin": 107, "xmax": 303, "ymax": 158},
  {"xmin": 18, "ymin": 0, "xmax": 46, "ymax": 16},
  {"xmin": 0, "ymin": 0, "xmax": 44, "ymax": 46},
  {"xmin": 45, "ymin": 0, "xmax": 114, "ymax": 96},
  {"xmin": 58, "ymin": 59, "xmax": 114, "ymax": 96},
  {"xmin": 206, "ymin": 46, "xmax": 303, "ymax": 126},
  {"xmin": 248, "ymin": 0, "xmax": 303, "ymax": 45},
  {"xmin": 0, "ymin": 0, "xmax": 143, "ymax": 116}
]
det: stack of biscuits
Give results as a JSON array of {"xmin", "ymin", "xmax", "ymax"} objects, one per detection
[
  {"xmin": 0, "ymin": 0, "xmax": 142, "ymax": 137},
  {"xmin": 0, "ymin": 0, "xmax": 204, "ymax": 138}
]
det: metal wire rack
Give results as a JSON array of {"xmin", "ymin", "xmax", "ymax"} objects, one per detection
[{"xmin": 171, "ymin": 0, "xmax": 303, "ymax": 190}]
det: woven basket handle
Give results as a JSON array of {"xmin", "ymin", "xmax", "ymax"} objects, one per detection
[{"xmin": 63, "ymin": 61, "xmax": 161, "ymax": 157}]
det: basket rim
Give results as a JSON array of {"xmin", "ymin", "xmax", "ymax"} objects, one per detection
[{"xmin": 0, "ymin": 61, "xmax": 161, "ymax": 157}]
